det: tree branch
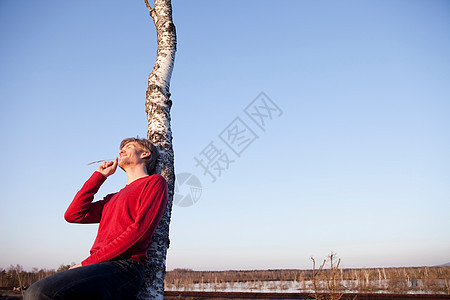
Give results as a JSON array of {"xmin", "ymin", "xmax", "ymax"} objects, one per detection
[
  {"xmin": 144, "ymin": 0, "xmax": 152, "ymax": 10},
  {"xmin": 144, "ymin": 0, "xmax": 156, "ymax": 18}
]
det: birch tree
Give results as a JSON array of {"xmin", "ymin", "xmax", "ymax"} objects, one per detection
[{"xmin": 137, "ymin": 0, "xmax": 176, "ymax": 299}]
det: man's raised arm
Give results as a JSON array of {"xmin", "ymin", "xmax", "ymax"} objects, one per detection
[{"xmin": 64, "ymin": 158, "xmax": 118, "ymax": 223}]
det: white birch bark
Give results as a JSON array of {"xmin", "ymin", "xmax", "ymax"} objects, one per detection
[{"xmin": 137, "ymin": 0, "xmax": 176, "ymax": 299}]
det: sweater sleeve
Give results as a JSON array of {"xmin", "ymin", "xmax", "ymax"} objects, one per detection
[
  {"xmin": 64, "ymin": 171, "xmax": 110, "ymax": 224},
  {"xmin": 81, "ymin": 175, "xmax": 168, "ymax": 266}
]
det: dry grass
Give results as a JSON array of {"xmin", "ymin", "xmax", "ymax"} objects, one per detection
[{"xmin": 164, "ymin": 262, "xmax": 450, "ymax": 295}]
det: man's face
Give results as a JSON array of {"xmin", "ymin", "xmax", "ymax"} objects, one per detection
[{"xmin": 118, "ymin": 142, "xmax": 148, "ymax": 170}]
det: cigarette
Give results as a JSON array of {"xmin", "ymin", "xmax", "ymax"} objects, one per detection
[{"xmin": 87, "ymin": 159, "xmax": 115, "ymax": 165}]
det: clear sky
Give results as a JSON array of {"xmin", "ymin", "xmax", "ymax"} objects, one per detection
[{"xmin": 1, "ymin": 0, "xmax": 449, "ymax": 271}]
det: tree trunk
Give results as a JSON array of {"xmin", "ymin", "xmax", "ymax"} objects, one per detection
[{"xmin": 137, "ymin": 0, "xmax": 176, "ymax": 299}]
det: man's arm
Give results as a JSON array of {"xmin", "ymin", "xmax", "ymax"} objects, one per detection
[
  {"xmin": 81, "ymin": 175, "xmax": 168, "ymax": 266},
  {"xmin": 64, "ymin": 158, "xmax": 118, "ymax": 223}
]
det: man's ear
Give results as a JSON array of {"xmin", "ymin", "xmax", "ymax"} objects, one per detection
[{"xmin": 140, "ymin": 151, "xmax": 150, "ymax": 159}]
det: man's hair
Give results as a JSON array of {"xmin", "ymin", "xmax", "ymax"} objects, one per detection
[{"xmin": 120, "ymin": 137, "xmax": 159, "ymax": 174}]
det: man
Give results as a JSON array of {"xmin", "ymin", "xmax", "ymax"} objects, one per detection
[{"xmin": 25, "ymin": 138, "xmax": 168, "ymax": 300}]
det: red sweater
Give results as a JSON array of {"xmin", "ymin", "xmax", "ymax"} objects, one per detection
[{"xmin": 64, "ymin": 171, "xmax": 168, "ymax": 266}]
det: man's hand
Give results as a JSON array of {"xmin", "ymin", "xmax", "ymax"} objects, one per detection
[
  {"xmin": 97, "ymin": 157, "xmax": 118, "ymax": 178},
  {"xmin": 69, "ymin": 263, "xmax": 82, "ymax": 270}
]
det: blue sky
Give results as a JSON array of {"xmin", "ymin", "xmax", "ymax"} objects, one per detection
[{"xmin": 1, "ymin": 0, "xmax": 449, "ymax": 271}]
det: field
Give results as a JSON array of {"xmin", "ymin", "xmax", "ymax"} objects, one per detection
[
  {"xmin": 1, "ymin": 262, "xmax": 449, "ymax": 299},
  {"xmin": 164, "ymin": 265, "xmax": 450, "ymax": 296}
]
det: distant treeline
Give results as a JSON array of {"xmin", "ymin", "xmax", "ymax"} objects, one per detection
[
  {"xmin": 164, "ymin": 266, "xmax": 450, "ymax": 294},
  {"xmin": 0, "ymin": 264, "xmax": 70, "ymax": 289},
  {"xmin": 165, "ymin": 266, "xmax": 450, "ymax": 283}
]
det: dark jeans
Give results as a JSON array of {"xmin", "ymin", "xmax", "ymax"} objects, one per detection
[{"xmin": 24, "ymin": 259, "xmax": 144, "ymax": 300}]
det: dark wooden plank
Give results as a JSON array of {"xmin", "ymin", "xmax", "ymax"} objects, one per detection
[{"xmin": 164, "ymin": 291, "xmax": 450, "ymax": 300}]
